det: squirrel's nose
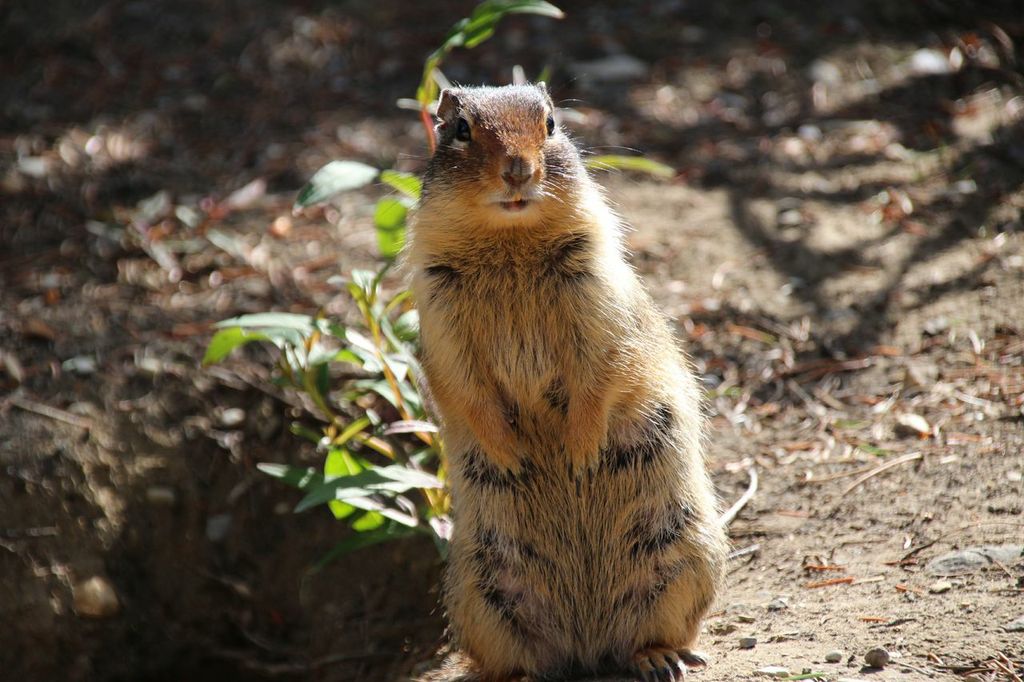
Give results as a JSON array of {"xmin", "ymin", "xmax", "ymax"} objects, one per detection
[{"xmin": 502, "ymin": 156, "xmax": 535, "ymax": 188}]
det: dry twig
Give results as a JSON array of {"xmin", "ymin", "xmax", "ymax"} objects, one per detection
[
  {"xmin": 719, "ymin": 466, "xmax": 758, "ymax": 527},
  {"xmin": 838, "ymin": 452, "xmax": 923, "ymax": 498},
  {"xmin": 7, "ymin": 394, "xmax": 92, "ymax": 430}
]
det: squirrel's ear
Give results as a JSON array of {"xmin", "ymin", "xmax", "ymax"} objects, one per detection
[
  {"xmin": 535, "ymin": 81, "xmax": 553, "ymax": 108},
  {"xmin": 437, "ymin": 89, "xmax": 462, "ymax": 119}
]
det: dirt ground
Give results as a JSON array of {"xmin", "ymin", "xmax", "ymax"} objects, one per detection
[{"xmin": 1, "ymin": 1, "xmax": 1022, "ymax": 681}]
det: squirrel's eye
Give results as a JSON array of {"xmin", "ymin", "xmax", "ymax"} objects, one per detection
[
  {"xmin": 455, "ymin": 118, "xmax": 471, "ymax": 142},
  {"xmin": 546, "ymin": 114, "xmax": 555, "ymax": 137}
]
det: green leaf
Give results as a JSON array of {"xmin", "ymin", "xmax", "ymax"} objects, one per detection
[
  {"xmin": 294, "ymin": 465, "xmax": 442, "ymax": 513},
  {"xmin": 202, "ymin": 327, "xmax": 269, "ymax": 365},
  {"xmin": 373, "ymin": 465, "xmax": 443, "ymax": 489},
  {"xmin": 325, "ymin": 447, "xmax": 364, "ymax": 519},
  {"xmin": 586, "ymin": 155, "xmax": 675, "ymax": 178},
  {"xmin": 383, "ymin": 420, "xmax": 439, "ymax": 435},
  {"xmin": 289, "ymin": 422, "xmax": 323, "ymax": 443},
  {"xmin": 379, "ymin": 170, "xmax": 422, "ymax": 199},
  {"xmin": 348, "ymin": 269, "xmax": 379, "ymax": 303},
  {"xmin": 353, "ymin": 378, "xmax": 423, "ymax": 414},
  {"xmin": 374, "ymin": 198, "xmax": 409, "ymax": 259},
  {"xmin": 330, "ymin": 348, "xmax": 361, "ymax": 367},
  {"xmin": 391, "ymin": 309, "xmax": 420, "ymax": 343},
  {"xmin": 294, "ymin": 160, "xmax": 379, "ymax": 210},
  {"xmin": 463, "ymin": 24, "xmax": 497, "ymax": 48},
  {"xmin": 214, "ymin": 312, "xmax": 322, "ymax": 333},
  {"xmin": 308, "ymin": 523, "xmax": 419, "ymax": 573},
  {"xmin": 473, "ymin": 1, "xmax": 564, "ymax": 22},
  {"xmin": 306, "ymin": 342, "xmax": 339, "ymax": 368},
  {"xmin": 333, "ymin": 417, "xmax": 371, "ymax": 447},
  {"xmin": 313, "ymin": 361, "xmax": 330, "ymax": 397},
  {"xmin": 857, "ymin": 443, "xmax": 890, "ymax": 457},
  {"xmin": 256, "ymin": 463, "xmax": 322, "ymax": 489},
  {"xmin": 352, "ymin": 510, "xmax": 386, "ymax": 531}
]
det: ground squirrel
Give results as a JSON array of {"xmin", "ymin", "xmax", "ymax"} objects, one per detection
[{"xmin": 406, "ymin": 84, "xmax": 728, "ymax": 681}]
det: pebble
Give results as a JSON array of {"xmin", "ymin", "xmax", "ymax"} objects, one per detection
[
  {"xmin": 72, "ymin": 576, "xmax": 120, "ymax": 618},
  {"xmin": 895, "ymin": 413, "xmax": 931, "ymax": 438},
  {"xmin": 797, "ymin": 124, "xmax": 823, "ymax": 142},
  {"xmin": 809, "ymin": 59, "xmax": 841, "ymax": 84},
  {"xmin": 777, "ymin": 209, "xmax": 804, "ymax": 227},
  {"xmin": 270, "ymin": 215, "xmax": 292, "ymax": 238},
  {"xmin": 909, "ymin": 48, "xmax": 952, "ymax": 75},
  {"xmin": 219, "ymin": 407, "xmax": 246, "ymax": 427},
  {"xmin": 767, "ymin": 597, "xmax": 789, "ymax": 611},
  {"xmin": 739, "ymin": 637, "xmax": 757, "ymax": 649},
  {"xmin": 1004, "ymin": 616, "xmax": 1024, "ymax": 633},
  {"xmin": 757, "ymin": 666, "xmax": 790, "ymax": 677},
  {"xmin": 929, "ymin": 579, "xmax": 953, "ymax": 594},
  {"xmin": 62, "ymin": 355, "xmax": 98, "ymax": 375},
  {"xmin": 864, "ymin": 647, "xmax": 890, "ymax": 668},
  {"xmin": 825, "ymin": 650, "xmax": 844, "ymax": 663}
]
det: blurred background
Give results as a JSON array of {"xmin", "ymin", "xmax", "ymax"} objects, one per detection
[{"xmin": 2, "ymin": 1, "xmax": 1022, "ymax": 681}]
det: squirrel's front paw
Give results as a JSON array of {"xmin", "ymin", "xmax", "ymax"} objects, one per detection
[
  {"xmin": 564, "ymin": 431, "xmax": 605, "ymax": 472},
  {"xmin": 478, "ymin": 438, "xmax": 523, "ymax": 475}
]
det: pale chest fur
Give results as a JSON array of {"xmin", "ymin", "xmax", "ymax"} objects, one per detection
[{"xmin": 411, "ymin": 230, "xmax": 629, "ymax": 436}]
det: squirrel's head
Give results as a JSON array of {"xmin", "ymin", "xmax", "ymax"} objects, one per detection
[{"xmin": 422, "ymin": 83, "xmax": 585, "ymax": 229}]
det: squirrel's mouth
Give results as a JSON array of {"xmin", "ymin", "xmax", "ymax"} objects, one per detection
[{"xmin": 498, "ymin": 199, "xmax": 531, "ymax": 212}]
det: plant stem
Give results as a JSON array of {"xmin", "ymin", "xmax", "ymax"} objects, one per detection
[{"xmin": 420, "ymin": 107, "xmax": 436, "ymax": 153}]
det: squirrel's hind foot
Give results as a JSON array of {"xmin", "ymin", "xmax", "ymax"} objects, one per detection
[{"xmin": 630, "ymin": 647, "xmax": 707, "ymax": 682}]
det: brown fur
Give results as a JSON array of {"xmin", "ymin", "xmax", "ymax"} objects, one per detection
[{"xmin": 406, "ymin": 84, "xmax": 728, "ymax": 681}]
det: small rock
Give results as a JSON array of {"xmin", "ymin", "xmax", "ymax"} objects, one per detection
[
  {"xmin": 1007, "ymin": 470, "xmax": 1022, "ymax": 483},
  {"xmin": 1004, "ymin": 616, "xmax": 1024, "ymax": 633},
  {"xmin": 909, "ymin": 48, "xmax": 951, "ymax": 75},
  {"xmin": 62, "ymin": 355, "xmax": 97, "ymax": 375},
  {"xmin": 709, "ymin": 622, "xmax": 737, "ymax": 635},
  {"xmin": 798, "ymin": 124, "xmax": 822, "ymax": 142},
  {"xmin": 145, "ymin": 485, "xmax": 176, "ymax": 506},
  {"xmin": 270, "ymin": 215, "xmax": 292, "ymax": 238},
  {"xmin": 778, "ymin": 209, "xmax": 804, "ymax": 227},
  {"xmin": 864, "ymin": 647, "xmax": 890, "ymax": 668},
  {"xmin": 825, "ymin": 650, "xmax": 844, "ymax": 663},
  {"xmin": 929, "ymin": 579, "xmax": 953, "ymax": 594},
  {"xmin": 926, "ymin": 545, "xmax": 1024, "ymax": 576},
  {"xmin": 72, "ymin": 576, "xmax": 120, "ymax": 618},
  {"xmin": 767, "ymin": 597, "xmax": 789, "ymax": 611},
  {"xmin": 736, "ymin": 614, "xmax": 757, "ymax": 623},
  {"xmin": 739, "ymin": 637, "xmax": 758, "ymax": 649},
  {"xmin": 757, "ymin": 666, "xmax": 790, "ymax": 677},
  {"xmin": 895, "ymin": 412, "xmax": 931, "ymax": 438},
  {"xmin": 809, "ymin": 59, "xmax": 841, "ymax": 84},
  {"xmin": 219, "ymin": 407, "xmax": 246, "ymax": 427}
]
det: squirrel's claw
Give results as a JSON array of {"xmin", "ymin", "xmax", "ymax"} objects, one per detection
[{"xmin": 631, "ymin": 646, "xmax": 686, "ymax": 681}]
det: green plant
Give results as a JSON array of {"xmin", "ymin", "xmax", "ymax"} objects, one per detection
[{"xmin": 203, "ymin": 268, "xmax": 450, "ymax": 564}]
